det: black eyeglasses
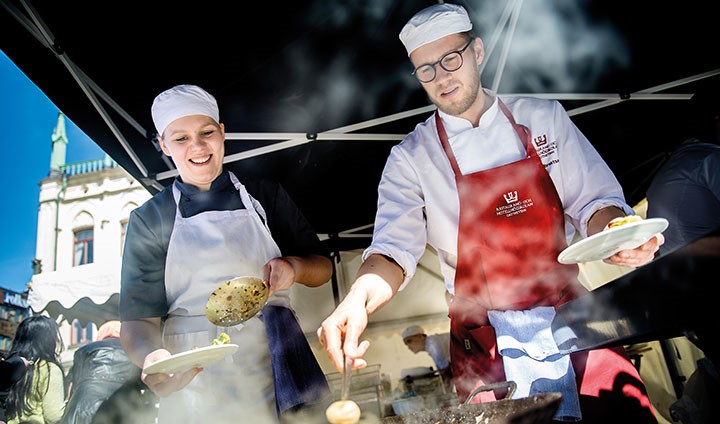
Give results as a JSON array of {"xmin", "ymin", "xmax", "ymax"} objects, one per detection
[{"xmin": 411, "ymin": 38, "xmax": 474, "ymax": 83}]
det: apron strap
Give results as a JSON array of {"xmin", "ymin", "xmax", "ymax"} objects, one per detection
[
  {"xmin": 229, "ymin": 171, "xmax": 271, "ymax": 231},
  {"xmin": 497, "ymin": 100, "xmax": 534, "ymax": 157},
  {"xmin": 435, "ymin": 111, "xmax": 463, "ymax": 177}
]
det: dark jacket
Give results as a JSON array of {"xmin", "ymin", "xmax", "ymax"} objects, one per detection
[
  {"xmin": 0, "ymin": 356, "xmax": 28, "ymax": 422},
  {"xmin": 61, "ymin": 338, "xmax": 154, "ymax": 424}
]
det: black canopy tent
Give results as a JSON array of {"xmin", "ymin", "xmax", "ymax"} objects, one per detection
[
  {"xmin": 2, "ymin": 0, "xmax": 719, "ymax": 324},
  {"xmin": 3, "ymin": 0, "xmax": 720, "ymax": 231}
]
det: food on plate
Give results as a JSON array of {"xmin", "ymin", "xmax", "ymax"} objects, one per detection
[
  {"xmin": 325, "ymin": 399, "xmax": 361, "ymax": 424},
  {"xmin": 212, "ymin": 332, "xmax": 231, "ymax": 345},
  {"xmin": 606, "ymin": 215, "xmax": 643, "ymax": 229}
]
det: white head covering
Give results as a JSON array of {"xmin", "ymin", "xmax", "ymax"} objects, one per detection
[
  {"xmin": 402, "ymin": 325, "xmax": 425, "ymax": 340},
  {"xmin": 399, "ymin": 3, "xmax": 473, "ymax": 56},
  {"xmin": 151, "ymin": 84, "xmax": 220, "ymax": 136}
]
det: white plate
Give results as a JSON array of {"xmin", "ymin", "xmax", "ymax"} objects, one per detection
[
  {"xmin": 143, "ymin": 344, "xmax": 239, "ymax": 375},
  {"xmin": 557, "ymin": 218, "xmax": 669, "ymax": 264}
]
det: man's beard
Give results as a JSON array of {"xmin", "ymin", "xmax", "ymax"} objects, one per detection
[{"xmin": 434, "ymin": 74, "xmax": 481, "ymax": 116}]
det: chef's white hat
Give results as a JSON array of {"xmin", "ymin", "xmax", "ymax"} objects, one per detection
[
  {"xmin": 399, "ymin": 3, "xmax": 473, "ymax": 56},
  {"xmin": 402, "ymin": 325, "xmax": 425, "ymax": 340},
  {"xmin": 151, "ymin": 84, "xmax": 220, "ymax": 137}
]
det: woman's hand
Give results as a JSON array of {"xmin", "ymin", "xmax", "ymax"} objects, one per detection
[
  {"xmin": 263, "ymin": 257, "xmax": 296, "ymax": 295},
  {"xmin": 141, "ymin": 348, "xmax": 202, "ymax": 397}
]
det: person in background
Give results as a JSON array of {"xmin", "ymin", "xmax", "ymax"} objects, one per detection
[
  {"xmin": 646, "ymin": 83, "xmax": 720, "ymax": 257},
  {"xmin": 645, "ymin": 82, "xmax": 720, "ymax": 424},
  {"xmin": 0, "ymin": 355, "xmax": 29, "ymax": 424},
  {"xmin": 318, "ymin": 3, "xmax": 662, "ymax": 423},
  {"xmin": 120, "ymin": 84, "xmax": 333, "ymax": 424},
  {"xmin": 4, "ymin": 316, "xmax": 65, "ymax": 424},
  {"xmin": 62, "ymin": 320, "xmax": 155, "ymax": 424},
  {"xmin": 401, "ymin": 325, "xmax": 453, "ymax": 392}
]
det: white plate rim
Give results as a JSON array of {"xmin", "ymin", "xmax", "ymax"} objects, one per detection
[
  {"xmin": 557, "ymin": 218, "xmax": 669, "ymax": 264},
  {"xmin": 143, "ymin": 343, "xmax": 239, "ymax": 375}
]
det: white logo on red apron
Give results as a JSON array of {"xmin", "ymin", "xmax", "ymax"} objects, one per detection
[
  {"xmin": 503, "ymin": 191, "xmax": 518, "ymax": 203},
  {"xmin": 496, "ymin": 190, "xmax": 534, "ymax": 218}
]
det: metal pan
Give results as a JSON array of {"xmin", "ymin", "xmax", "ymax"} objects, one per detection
[
  {"xmin": 205, "ymin": 276, "xmax": 269, "ymax": 326},
  {"xmin": 382, "ymin": 381, "xmax": 562, "ymax": 424}
]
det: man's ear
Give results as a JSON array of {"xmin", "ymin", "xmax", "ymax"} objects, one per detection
[{"xmin": 473, "ymin": 36, "xmax": 485, "ymax": 65}]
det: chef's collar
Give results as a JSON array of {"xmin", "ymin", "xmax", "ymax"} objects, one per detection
[
  {"xmin": 174, "ymin": 170, "xmax": 233, "ymax": 197},
  {"xmin": 437, "ymin": 89, "xmax": 499, "ymax": 138}
]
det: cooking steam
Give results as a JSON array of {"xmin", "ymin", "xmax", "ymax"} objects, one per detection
[
  {"xmin": 185, "ymin": 1, "xmax": 633, "ymax": 422},
  {"xmin": 259, "ymin": 0, "xmax": 630, "ymax": 132}
]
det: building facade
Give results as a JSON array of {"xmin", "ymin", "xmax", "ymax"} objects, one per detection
[
  {"xmin": 27, "ymin": 113, "xmax": 151, "ymax": 364},
  {"xmin": 0, "ymin": 289, "xmax": 31, "ymax": 354}
]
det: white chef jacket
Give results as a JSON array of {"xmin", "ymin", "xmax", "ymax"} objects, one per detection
[
  {"xmin": 425, "ymin": 332, "xmax": 451, "ymax": 371},
  {"xmin": 363, "ymin": 89, "xmax": 632, "ymax": 293}
]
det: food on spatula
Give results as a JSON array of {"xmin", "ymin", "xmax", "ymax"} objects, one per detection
[
  {"xmin": 205, "ymin": 277, "xmax": 269, "ymax": 326},
  {"xmin": 212, "ymin": 332, "xmax": 231, "ymax": 345},
  {"xmin": 325, "ymin": 400, "xmax": 361, "ymax": 424},
  {"xmin": 606, "ymin": 215, "xmax": 643, "ymax": 229}
]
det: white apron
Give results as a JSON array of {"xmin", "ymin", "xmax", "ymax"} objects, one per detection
[{"xmin": 159, "ymin": 172, "xmax": 289, "ymax": 424}]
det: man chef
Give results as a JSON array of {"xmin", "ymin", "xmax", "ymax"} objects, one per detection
[{"xmin": 318, "ymin": 3, "xmax": 662, "ymax": 423}]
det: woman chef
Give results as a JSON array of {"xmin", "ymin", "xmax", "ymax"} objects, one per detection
[{"xmin": 120, "ymin": 84, "xmax": 332, "ymax": 423}]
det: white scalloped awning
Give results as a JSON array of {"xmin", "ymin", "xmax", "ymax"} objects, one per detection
[{"xmin": 28, "ymin": 263, "xmax": 120, "ymax": 326}]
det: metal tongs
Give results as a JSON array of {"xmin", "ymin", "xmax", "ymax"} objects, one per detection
[{"xmin": 340, "ymin": 355, "xmax": 353, "ymax": 400}]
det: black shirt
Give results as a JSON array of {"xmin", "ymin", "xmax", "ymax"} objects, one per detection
[
  {"xmin": 119, "ymin": 170, "xmax": 328, "ymax": 320},
  {"xmin": 646, "ymin": 138, "xmax": 720, "ymax": 255}
]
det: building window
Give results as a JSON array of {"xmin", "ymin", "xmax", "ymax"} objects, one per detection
[{"xmin": 73, "ymin": 228, "xmax": 94, "ymax": 266}]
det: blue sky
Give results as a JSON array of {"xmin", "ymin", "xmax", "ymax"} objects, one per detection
[{"xmin": 0, "ymin": 49, "xmax": 106, "ymax": 293}]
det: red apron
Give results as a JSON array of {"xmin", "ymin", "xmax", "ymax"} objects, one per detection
[{"xmin": 439, "ymin": 101, "xmax": 655, "ymax": 421}]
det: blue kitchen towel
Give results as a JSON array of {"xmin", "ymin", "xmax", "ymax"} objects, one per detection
[
  {"xmin": 488, "ymin": 307, "xmax": 581, "ymax": 421},
  {"xmin": 261, "ymin": 304, "xmax": 331, "ymax": 414}
]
